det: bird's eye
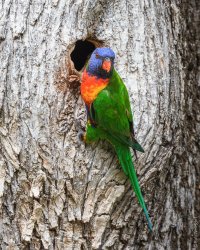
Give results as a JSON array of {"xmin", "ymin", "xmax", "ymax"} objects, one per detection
[{"xmin": 95, "ymin": 54, "xmax": 100, "ymax": 59}]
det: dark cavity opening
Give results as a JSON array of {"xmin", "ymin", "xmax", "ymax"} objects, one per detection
[{"xmin": 70, "ymin": 40, "xmax": 96, "ymax": 71}]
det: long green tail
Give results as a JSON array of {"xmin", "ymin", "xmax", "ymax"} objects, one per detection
[{"xmin": 115, "ymin": 144, "xmax": 153, "ymax": 231}]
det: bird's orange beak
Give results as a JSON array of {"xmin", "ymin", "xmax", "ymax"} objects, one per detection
[{"xmin": 102, "ymin": 58, "xmax": 111, "ymax": 72}]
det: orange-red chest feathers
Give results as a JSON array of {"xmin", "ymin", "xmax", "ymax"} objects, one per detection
[{"xmin": 81, "ymin": 70, "xmax": 109, "ymax": 106}]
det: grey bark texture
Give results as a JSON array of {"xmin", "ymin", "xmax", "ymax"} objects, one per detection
[{"xmin": 0, "ymin": 0, "xmax": 199, "ymax": 249}]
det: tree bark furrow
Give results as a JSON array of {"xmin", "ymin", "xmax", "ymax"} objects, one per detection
[{"xmin": 0, "ymin": 0, "xmax": 199, "ymax": 249}]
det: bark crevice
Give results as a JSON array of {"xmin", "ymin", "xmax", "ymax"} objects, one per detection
[{"xmin": 0, "ymin": 0, "xmax": 199, "ymax": 249}]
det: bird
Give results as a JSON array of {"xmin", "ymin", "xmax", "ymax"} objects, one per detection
[{"xmin": 80, "ymin": 47, "xmax": 153, "ymax": 231}]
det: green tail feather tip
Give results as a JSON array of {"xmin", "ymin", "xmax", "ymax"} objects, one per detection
[
  {"xmin": 144, "ymin": 210, "xmax": 153, "ymax": 231},
  {"xmin": 133, "ymin": 143, "xmax": 144, "ymax": 153}
]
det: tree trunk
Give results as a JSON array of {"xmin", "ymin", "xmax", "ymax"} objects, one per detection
[{"xmin": 0, "ymin": 0, "xmax": 199, "ymax": 249}]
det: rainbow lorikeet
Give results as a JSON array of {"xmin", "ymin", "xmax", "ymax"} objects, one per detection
[{"xmin": 80, "ymin": 47, "xmax": 152, "ymax": 231}]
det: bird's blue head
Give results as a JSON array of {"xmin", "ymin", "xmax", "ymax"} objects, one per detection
[{"xmin": 87, "ymin": 47, "xmax": 115, "ymax": 79}]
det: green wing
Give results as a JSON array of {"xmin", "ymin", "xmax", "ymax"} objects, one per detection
[{"xmin": 92, "ymin": 69, "xmax": 144, "ymax": 152}]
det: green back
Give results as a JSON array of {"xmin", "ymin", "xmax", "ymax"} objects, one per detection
[
  {"xmin": 93, "ymin": 70, "xmax": 131, "ymax": 135},
  {"xmin": 92, "ymin": 69, "xmax": 143, "ymax": 152}
]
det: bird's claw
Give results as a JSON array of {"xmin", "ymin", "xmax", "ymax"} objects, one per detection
[
  {"xmin": 78, "ymin": 131, "xmax": 86, "ymax": 143},
  {"xmin": 74, "ymin": 119, "xmax": 86, "ymax": 144}
]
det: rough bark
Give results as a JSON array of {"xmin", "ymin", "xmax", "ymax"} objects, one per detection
[{"xmin": 0, "ymin": 0, "xmax": 199, "ymax": 249}]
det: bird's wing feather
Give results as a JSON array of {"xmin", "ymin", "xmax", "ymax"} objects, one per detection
[{"xmin": 92, "ymin": 70, "xmax": 144, "ymax": 152}]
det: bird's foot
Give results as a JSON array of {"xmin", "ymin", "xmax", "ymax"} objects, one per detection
[
  {"xmin": 78, "ymin": 131, "xmax": 86, "ymax": 143},
  {"xmin": 74, "ymin": 119, "xmax": 86, "ymax": 144}
]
